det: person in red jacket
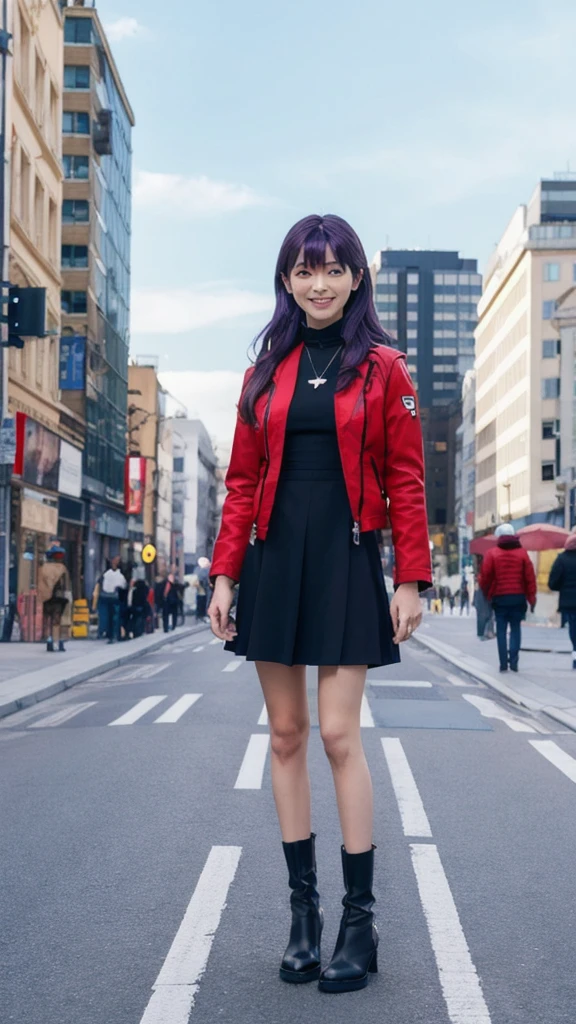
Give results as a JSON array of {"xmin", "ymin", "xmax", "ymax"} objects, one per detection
[
  {"xmin": 209, "ymin": 214, "xmax": 432, "ymax": 994},
  {"xmin": 478, "ymin": 522, "xmax": 537, "ymax": 673}
]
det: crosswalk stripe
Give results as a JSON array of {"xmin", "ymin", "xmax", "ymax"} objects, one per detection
[
  {"xmin": 381, "ymin": 738, "xmax": 432, "ymax": 837},
  {"xmin": 529, "ymin": 740, "xmax": 576, "ymax": 784},
  {"xmin": 463, "ymin": 694, "xmax": 536, "ymax": 733},
  {"xmin": 411, "ymin": 843, "xmax": 492, "ymax": 1023},
  {"xmin": 222, "ymin": 660, "xmax": 242, "ymax": 672},
  {"xmin": 154, "ymin": 695, "xmax": 202, "ymax": 723},
  {"xmin": 369, "ymin": 679, "xmax": 433, "ymax": 688},
  {"xmin": 140, "ymin": 845, "xmax": 242, "ymax": 1023},
  {"xmin": 108, "ymin": 696, "xmax": 167, "ymax": 726},
  {"xmin": 360, "ymin": 693, "xmax": 374, "ymax": 727},
  {"xmin": 193, "ymin": 646, "xmax": 205, "ymax": 653},
  {"xmin": 446, "ymin": 672, "xmax": 476, "ymax": 688},
  {"xmin": 28, "ymin": 702, "xmax": 97, "ymax": 728},
  {"xmin": 234, "ymin": 734, "xmax": 270, "ymax": 789},
  {"xmin": 257, "ymin": 703, "xmax": 268, "ymax": 726}
]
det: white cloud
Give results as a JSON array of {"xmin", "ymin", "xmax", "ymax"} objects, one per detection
[
  {"xmin": 159, "ymin": 371, "xmax": 245, "ymax": 449},
  {"xmin": 103, "ymin": 17, "xmax": 145, "ymax": 42},
  {"xmin": 131, "ymin": 285, "xmax": 273, "ymax": 334},
  {"xmin": 133, "ymin": 170, "xmax": 275, "ymax": 217}
]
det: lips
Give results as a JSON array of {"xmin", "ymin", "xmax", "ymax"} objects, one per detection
[{"xmin": 310, "ymin": 298, "xmax": 334, "ymax": 307}]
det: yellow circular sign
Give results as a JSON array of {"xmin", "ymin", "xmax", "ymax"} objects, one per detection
[{"xmin": 142, "ymin": 544, "xmax": 157, "ymax": 564}]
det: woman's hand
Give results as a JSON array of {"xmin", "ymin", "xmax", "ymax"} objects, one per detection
[
  {"xmin": 390, "ymin": 581, "xmax": 422, "ymax": 644},
  {"xmin": 208, "ymin": 577, "xmax": 238, "ymax": 641}
]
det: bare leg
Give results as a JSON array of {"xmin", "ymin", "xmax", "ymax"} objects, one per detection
[
  {"xmin": 255, "ymin": 660, "xmax": 311, "ymax": 842},
  {"xmin": 318, "ymin": 665, "xmax": 373, "ymax": 853}
]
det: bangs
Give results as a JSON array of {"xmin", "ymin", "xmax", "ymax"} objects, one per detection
[{"xmin": 285, "ymin": 223, "xmax": 355, "ymax": 276}]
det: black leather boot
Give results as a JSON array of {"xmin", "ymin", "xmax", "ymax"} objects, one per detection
[
  {"xmin": 318, "ymin": 843, "xmax": 378, "ymax": 993},
  {"xmin": 279, "ymin": 832, "xmax": 324, "ymax": 983}
]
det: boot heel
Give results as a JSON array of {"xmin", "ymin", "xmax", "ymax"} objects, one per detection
[{"xmin": 369, "ymin": 950, "xmax": 378, "ymax": 973}]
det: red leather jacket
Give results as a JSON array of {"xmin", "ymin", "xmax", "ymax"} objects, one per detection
[
  {"xmin": 210, "ymin": 342, "xmax": 432, "ymax": 589},
  {"xmin": 478, "ymin": 538, "xmax": 537, "ymax": 606}
]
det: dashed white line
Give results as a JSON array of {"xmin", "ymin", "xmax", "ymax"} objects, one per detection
[
  {"xmin": 222, "ymin": 660, "xmax": 242, "ymax": 672},
  {"xmin": 139, "ymin": 845, "xmax": 242, "ymax": 1024},
  {"xmin": 257, "ymin": 703, "xmax": 268, "ymax": 726},
  {"xmin": 369, "ymin": 679, "xmax": 433, "ymax": 688},
  {"xmin": 529, "ymin": 740, "xmax": 576, "ymax": 784},
  {"xmin": 154, "ymin": 694, "xmax": 202, "ymax": 723},
  {"xmin": 381, "ymin": 737, "xmax": 432, "ymax": 838},
  {"xmin": 193, "ymin": 646, "xmax": 205, "ymax": 653},
  {"xmin": 463, "ymin": 694, "xmax": 536, "ymax": 733},
  {"xmin": 108, "ymin": 662, "xmax": 172, "ymax": 681},
  {"xmin": 360, "ymin": 693, "xmax": 374, "ymax": 727},
  {"xmin": 108, "ymin": 696, "xmax": 167, "ymax": 726},
  {"xmin": 28, "ymin": 702, "xmax": 97, "ymax": 728},
  {"xmin": 411, "ymin": 843, "xmax": 492, "ymax": 1024},
  {"xmin": 234, "ymin": 734, "xmax": 270, "ymax": 789},
  {"xmin": 209, "ymin": 638, "xmax": 221, "ymax": 645}
]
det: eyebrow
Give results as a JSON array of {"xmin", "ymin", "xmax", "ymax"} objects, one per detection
[{"xmin": 294, "ymin": 260, "xmax": 342, "ymax": 268}]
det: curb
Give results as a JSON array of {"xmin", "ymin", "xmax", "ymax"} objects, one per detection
[
  {"xmin": 0, "ymin": 622, "xmax": 210, "ymax": 722},
  {"xmin": 412, "ymin": 632, "xmax": 576, "ymax": 734}
]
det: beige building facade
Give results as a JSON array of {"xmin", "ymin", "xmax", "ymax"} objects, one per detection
[{"xmin": 475, "ymin": 178, "xmax": 576, "ymax": 533}]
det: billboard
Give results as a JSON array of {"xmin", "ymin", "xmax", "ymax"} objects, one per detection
[
  {"xmin": 125, "ymin": 456, "xmax": 146, "ymax": 515},
  {"xmin": 59, "ymin": 335, "xmax": 86, "ymax": 390},
  {"xmin": 14, "ymin": 413, "xmax": 60, "ymax": 492},
  {"xmin": 58, "ymin": 440, "xmax": 82, "ymax": 498}
]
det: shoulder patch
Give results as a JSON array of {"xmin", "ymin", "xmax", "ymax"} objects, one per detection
[{"xmin": 401, "ymin": 395, "xmax": 417, "ymax": 417}]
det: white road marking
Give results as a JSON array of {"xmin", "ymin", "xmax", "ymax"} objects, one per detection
[
  {"xmin": 154, "ymin": 695, "xmax": 202, "ymax": 723},
  {"xmin": 258, "ymin": 703, "xmax": 268, "ymax": 726},
  {"xmin": 222, "ymin": 659, "xmax": 242, "ymax": 672},
  {"xmin": 369, "ymin": 679, "xmax": 433, "ymax": 688},
  {"xmin": 209, "ymin": 638, "xmax": 221, "ymax": 645},
  {"xmin": 234, "ymin": 734, "xmax": 270, "ymax": 789},
  {"xmin": 381, "ymin": 738, "xmax": 432, "ymax": 838},
  {"xmin": 139, "ymin": 845, "xmax": 242, "ymax": 1024},
  {"xmin": 109, "ymin": 662, "xmax": 172, "ymax": 681},
  {"xmin": 411, "ymin": 843, "xmax": 492, "ymax": 1024},
  {"xmin": 463, "ymin": 694, "xmax": 536, "ymax": 733},
  {"xmin": 446, "ymin": 673, "xmax": 476, "ymax": 687},
  {"xmin": 28, "ymin": 702, "xmax": 98, "ymax": 728},
  {"xmin": 193, "ymin": 646, "xmax": 205, "ymax": 653},
  {"xmin": 529, "ymin": 740, "xmax": 576, "ymax": 784},
  {"xmin": 360, "ymin": 694, "xmax": 374, "ymax": 727},
  {"xmin": 108, "ymin": 696, "xmax": 167, "ymax": 726}
]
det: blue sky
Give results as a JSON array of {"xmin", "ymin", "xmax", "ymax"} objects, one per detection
[{"xmin": 97, "ymin": 0, "xmax": 576, "ymax": 441}]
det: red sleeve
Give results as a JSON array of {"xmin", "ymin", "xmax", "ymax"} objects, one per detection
[
  {"xmin": 210, "ymin": 369, "xmax": 261, "ymax": 585},
  {"xmin": 382, "ymin": 355, "xmax": 432, "ymax": 589},
  {"xmin": 523, "ymin": 552, "xmax": 537, "ymax": 607}
]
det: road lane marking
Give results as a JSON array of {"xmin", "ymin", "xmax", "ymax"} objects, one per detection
[
  {"xmin": 234, "ymin": 734, "xmax": 270, "ymax": 789},
  {"xmin": 381, "ymin": 738, "xmax": 432, "ymax": 838},
  {"xmin": 222, "ymin": 660, "xmax": 242, "ymax": 672},
  {"xmin": 463, "ymin": 694, "xmax": 536, "ymax": 733},
  {"xmin": 529, "ymin": 740, "xmax": 576, "ymax": 784},
  {"xmin": 193, "ymin": 646, "xmax": 205, "ymax": 653},
  {"xmin": 446, "ymin": 673, "xmax": 477, "ymax": 687},
  {"xmin": 28, "ymin": 702, "xmax": 97, "ymax": 728},
  {"xmin": 140, "ymin": 845, "xmax": 242, "ymax": 1024},
  {"xmin": 209, "ymin": 638, "xmax": 221, "ymax": 645},
  {"xmin": 154, "ymin": 695, "xmax": 202, "ymax": 723},
  {"xmin": 258, "ymin": 703, "xmax": 268, "ymax": 726},
  {"xmin": 360, "ymin": 694, "xmax": 374, "ymax": 727},
  {"xmin": 108, "ymin": 663, "xmax": 172, "ymax": 681},
  {"xmin": 411, "ymin": 843, "xmax": 492, "ymax": 1024},
  {"xmin": 369, "ymin": 679, "xmax": 433, "ymax": 688},
  {"xmin": 108, "ymin": 696, "xmax": 167, "ymax": 726}
]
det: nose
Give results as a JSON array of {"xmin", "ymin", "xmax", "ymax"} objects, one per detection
[{"xmin": 311, "ymin": 273, "xmax": 329, "ymax": 293}]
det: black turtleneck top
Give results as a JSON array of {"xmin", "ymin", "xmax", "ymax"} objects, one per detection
[{"xmin": 282, "ymin": 319, "xmax": 344, "ymax": 476}]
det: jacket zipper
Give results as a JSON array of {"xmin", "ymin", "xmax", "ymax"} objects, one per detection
[
  {"xmin": 370, "ymin": 456, "xmax": 386, "ymax": 499},
  {"xmin": 251, "ymin": 382, "xmax": 275, "ymax": 542},
  {"xmin": 353, "ymin": 360, "xmax": 375, "ymax": 545}
]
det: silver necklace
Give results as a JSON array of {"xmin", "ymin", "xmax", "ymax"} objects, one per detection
[{"xmin": 305, "ymin": 344, "xmax": 343, "ymax": 389}]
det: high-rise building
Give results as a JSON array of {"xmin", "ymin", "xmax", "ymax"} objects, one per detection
[
  {"xmin": 370, "ymin": 249, "xmax": 481, "ymax": 573},
  {"xmin": 552, "ymin": 288, "xmax": 576, "ymax": 529},
  {"xmin": 167, "ymin": 418, "xmax": 218, "ymax": 574},
  {"xmin": 474, "ymin": 175, "xmax": 576, "ymax": 533},
  {"xmin": 59, "ymin": 0, "xmax": 134, "ymax": 598}
]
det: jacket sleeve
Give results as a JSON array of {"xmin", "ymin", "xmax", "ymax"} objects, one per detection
[
  {"xmin": 547, "ymin": 554, "xmax": 563, "ymax": 592},
  {"xmin": 382, "ymin": 354, "xmax": 432, "ymax": 590},
  {"xmin": 478, "ymin": 552, "xmax": 494, "ymax": 598},
  {"xmin": 523, "ymin": 552, "xmax": 537, "ymax": 607},
  {"xmin": 210, "ymin": 369, "xmax": 261, "ymax": 585}
]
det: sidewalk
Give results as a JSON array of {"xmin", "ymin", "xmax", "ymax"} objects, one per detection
[
  {"xmin": 414, "ymin": 609, "xmax": 576, "ymax": 733},
  {"xmin": 0, "ymin": 620, "xmax": 208, "ymax": 721}
]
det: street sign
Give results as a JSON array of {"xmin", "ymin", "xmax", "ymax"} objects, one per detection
[
  {"xmin": 0, "ymin": 417, "xmax": 16, "ymax": 465},
  {"xmin": 142, "ymin": 543, "xmax": 157, "ymax": 564}
]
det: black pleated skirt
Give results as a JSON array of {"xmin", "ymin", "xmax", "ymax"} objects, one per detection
[{"xmin": 224, "ymin": 465, "xmax": 400, "ymax": 669}]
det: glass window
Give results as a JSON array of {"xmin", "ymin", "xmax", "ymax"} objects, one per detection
[
  {"xmin": 541, "ymin": 190, "xmax": 576, "ymax": 202},
  {"xmin": 406, "ymin": 292, "xmax": 418, "ymax": 304},
  {"xmin": 541, "ymin": 378, "xmax": 560, "ymax": 399},
  {"xmin": 61, "ymin": 290, "xmax": 87, "ymax": 314},
  {"xmin": 541, "ymin": 463, "xmax": 555, "ymax": 481},
  {"xmin": 542, "ymin": 339, "xmax": 558, "ymax": 358},
  {"xmin": 444, "ymin": 274, "xmax": 457, "ymax": 285},
  {"xmin": 62, "ymin": 244, "xmax": 88, "ymax": 268},
  {"xmin": 407, "ymin": 346, "xmax": 417, "ymax": 355},
  {"xmin": 458, "ymin": 273, "xmax": 470, "ymax": 284},
  {"xmin": 443, "ymin": 293, "xmax": 457, "ymax": 303},
  {"xmin": 544, "ymin": 262, "xmax": 560, "ymax": 282},
  {"xmin": 64, "ymin": 18, "xmax": 91, "ymax": 44},
  {"xmin": 173, "ymin": 457, "xmax": 184, "ymax": 473},
  {"xmin": 64, "ymin": 65, "xmax": 90, "ymax": 89},
  {"xmin": 434, "ymin": 441, "xmax": 448, "ymax": 452},
  {"xmin": 406, "ymin": 329, "xmax": 417, "ymax": 339},
  {"xmin": 434, "ymin": 273, "xmax": 444, "ymax": 284},
  {"xmin": 63, "ymin": 154, "xmax": 89, "ymax": 180},
  {"xmin": 542, "ymin": 300, "xmax": 555, "ymax": 320},
  {"xmin": 63, "ymin": 111, "xmax": 90, "ymax": 134},
  {"xmin": 62, "ymin": 199, "xmax": 89, "ymax": 223},
  {"xmin": 406, "ymin": 311, "xmax": 418, "ymax": 322},
  {"xmin": 573, "ymin": 263, "xmax": 576, "ymax": 282},
  {"xmin": 407, "ymin": 273, "xmax": 419, "ymax": 284},
  {"xmin": 542, "ymin": 420, "xmax": 556, "ymax": 440}
]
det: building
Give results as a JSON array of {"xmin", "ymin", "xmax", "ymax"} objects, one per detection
[
  {"xmin": 167, "ymin": 418, "xmax": 218, "ymax": 573},
  {"xmin": 454, "ymin": 370, "xmax": 476, "ymax": 574},
  {"xmin": 370, "ymin": 249, "xmax": 482, "ymax": 573},
  {"xmin": 474, "ymin": 175, "xmax": 576, "ymax": 533},
  {"xmin": 552, "ymin": 288, "xmax": 576, "ymax": 529},
  {"xmin": 59, "ymin": 0, "xmax": 134, "ymax": 599}
]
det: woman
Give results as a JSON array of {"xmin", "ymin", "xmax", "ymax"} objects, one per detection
[
  {"xmin": 38, "ymin": 544, "xmax": 71, "ymax": 652},
  {"xmin": 208, "ymin": 215, "xmax": 431, "ymax": 993},
  {"xmin": 548, "ymin": 528, "xmax": 576, "ymax": 669}
]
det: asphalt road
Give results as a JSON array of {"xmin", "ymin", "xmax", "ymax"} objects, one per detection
[{"xmin": 2, "ymin": 628, "xmax": 576, "ymax": 1024}]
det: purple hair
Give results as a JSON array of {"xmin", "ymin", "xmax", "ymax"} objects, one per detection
[{"xmin": 239, "ymin": 213, "xmax": 394, "ymax": 427}]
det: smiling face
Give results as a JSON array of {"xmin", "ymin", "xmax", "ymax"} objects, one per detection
[{"xmin": 281, "ymin": 243, "xmax": 363, "ymax": 329}]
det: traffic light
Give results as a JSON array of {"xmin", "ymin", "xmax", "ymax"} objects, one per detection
[{"xmin": 1, "ymin": 285, "xmax": 46, "ymax": 348}]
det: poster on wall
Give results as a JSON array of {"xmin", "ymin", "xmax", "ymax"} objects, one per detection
[
  {"xmin": 58, "ymin": 440, "xmax": 82, "ymax": 498},
  {"xmin": 125, "ymin": 456, "xmax": 146, "ymax": 515},
  {"xmin": 59, "ymin": 336, "xmax": 86, "ymax": 390},
  {"xmin": 14, "ymin": 413, "xmax": 60, "ymax": 492}
]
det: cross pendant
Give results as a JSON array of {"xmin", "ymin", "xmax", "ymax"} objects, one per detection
[{"xmin": 308, "ymin": 377, "xmax": 327, "ymax": 389}]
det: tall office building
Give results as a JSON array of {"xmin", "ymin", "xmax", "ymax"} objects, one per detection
[
  {"xmin": 475, "ymin": 175, "xmax": 576, "ymax": 533},
  {"xmin": 59, "ymin": 0, "xmax": 134, "ymax": 599},
  {"xmin": 371, "ymin": 250, "xmax": 481, "ymax": 573}
]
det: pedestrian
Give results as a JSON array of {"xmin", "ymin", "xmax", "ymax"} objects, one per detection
[
  {"xmin": 118, "ymin": 561, "xmax": 132, "ymax": 640},
  {"xmin": 472, "ymin": 578, "xmax": 494, "ymax": 640},
  {"xmin": 192, "ymin": 557, "xmax": 211, "ymax": 622},
  {"xmin": 448, "ymin": 590, "xmax": 455, "ymax": 615},
  {"xmin": 128, "ymin": 573, "xmax": 151, "ymax": 638},
  {"xmin": 100, "ymin": 556, "xmax": 127, "ymax": 644},
  {"xmin": 459, "ymin": 580, "xmax": 470, "ymax": 615},
  {"xmin": 37, "ymin": 544, "xmax": 72, "ymax": 652},
  {"xmin": 160, "ymin": 572, "xmax": 179, "ymax": 632},
  {"xmin": 548, "ymin": 528, "xmax": 576, "ymax": 670},
  {"xmin": 207, "ymin": 214, "xmax": 432, "ymax": 992},
  {"xmin": 478, "ymin": 523, "xmax": 537, "ymax": 672}
]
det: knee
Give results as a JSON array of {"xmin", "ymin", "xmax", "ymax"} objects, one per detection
[
  {"xmin": 269, "ymin": 719, "xmax": 309, "ymax": 765},
  {"xmin": 320, "ymin": 725, "xmax": 355, "ymax": 770}
]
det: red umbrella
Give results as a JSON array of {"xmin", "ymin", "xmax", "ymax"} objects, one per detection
[
  {"xmin": 469, "ymin": 534, "xmax": 498, "ymax": 556},
  {"xmin": 516, "ymin": 523, "xmax": 569, "ymax": 551}
]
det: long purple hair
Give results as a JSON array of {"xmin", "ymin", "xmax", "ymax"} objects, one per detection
[{"xmin": 239, "ymin": 214, "xmax": 393, "ymax": 426}]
